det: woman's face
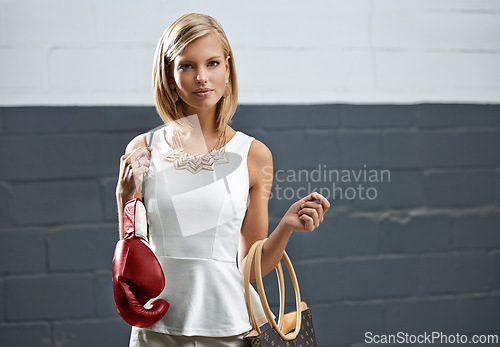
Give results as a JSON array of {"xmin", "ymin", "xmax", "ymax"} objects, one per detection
[{"xmin": 171, "ymin": 32, "xmax": 230, "ymax": 116}]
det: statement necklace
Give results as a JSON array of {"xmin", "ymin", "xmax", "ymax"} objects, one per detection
[{"xmin": 164, "ymin": 127, "xmax": 230, "ymax": 174}]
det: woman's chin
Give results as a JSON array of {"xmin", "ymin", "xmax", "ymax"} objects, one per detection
[{"xmin": 181, "ymin": 98, "xmax": 220, "ymax": 113}]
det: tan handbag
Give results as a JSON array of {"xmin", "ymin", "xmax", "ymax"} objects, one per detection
[{"xmin": 243, "ymin": 238, "xmax": 317, "ymax": 346}]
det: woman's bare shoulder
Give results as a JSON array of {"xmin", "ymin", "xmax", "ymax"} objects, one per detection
[
  {"xmin": 248, "ymin": 139, "xmax": 272, "ymax": 163},
  {"xmin": 247, "ymin": 139, "xmax": 273, "ymax": 189},
  {"xmin": 125, "ymin": 133, "xmax": 148, "ymax": 154}
]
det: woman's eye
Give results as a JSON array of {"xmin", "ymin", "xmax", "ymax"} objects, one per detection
[{"xmin": 179, "ymin": 61, "xmax": 219, "ymax": 70}]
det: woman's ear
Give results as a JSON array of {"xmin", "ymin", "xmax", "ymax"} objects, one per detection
[{"xmin": 225, "ymin": 55, "xmax": 231, "ymax": 80}]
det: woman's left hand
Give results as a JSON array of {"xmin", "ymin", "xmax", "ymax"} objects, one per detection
[{"xmin": 281, "ymin": 192, "xmax": 331, "ymax": 232}]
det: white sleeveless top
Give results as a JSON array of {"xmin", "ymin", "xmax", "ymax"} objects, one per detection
[{"xmin": 142, "ymin": 125, "xmax": 268, "ymax": 337}]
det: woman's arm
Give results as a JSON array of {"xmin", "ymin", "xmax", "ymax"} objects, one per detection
[
  {"xmin": 116, "ymin": 133, "xmax": 150, "ymax": 239},
  {"xmin": 238, "ymin": 139, "xmax": 280, "ymax": 282},
  {"xmin": 238, "ymin": 140, "xmax": 330, "ymax": 282}
]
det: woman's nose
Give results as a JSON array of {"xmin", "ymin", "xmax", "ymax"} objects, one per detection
[{"xmin": 196, "ymin": 68, "xmax": 208, "ymax": 83}]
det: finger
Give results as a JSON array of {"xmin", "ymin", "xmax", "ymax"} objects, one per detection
[
  {"xmin": 129, "ymin": 157, "xmax": 140, "ymax": 170},
  {"xmin": 302, "ymin": 192, "xmax": 319, "ymax": 203},
  {"xmin": 306, "ymin": 192, "xmax": 330, "ymax": 214},
  {"xmin": 298, "ymin": 208, "xmax": 319, "ymax": 228},
  {"xmin": 124, "ymin": 165, "xmax": 136, "ymax": 185},
  {"xmin": 119, "ymin": 154, "xmax": 131, "ymax": 176},
  {"xmin": 300, "ymin": 201, "xmax": 324, "ymax": 222},
  {"xmin": 133, "ymin": 165, "xmax": 149, "ymax": 176},
  {"xmin": 121, "ymin": 152, "xmax": 133, "ymax": 162},
  {"xmin": 131, "ymin": 146, "xmax": 151, "ymax": 156},
  {"xmin": 135, "ymin": 157, "xmax": 143, "ymax": 168},
  {"xmin": 118, "ymin": 159, "xmax": 126, "ymax": 181},
  {"xmin": 120, "ymin": 155, "xmax": 134, "ymax": 181},
  {"xmin": 129, "ymin": 147, "xmax": 152, "ymax": 162},
  {"xmin": 299, "ymin": 214, "xmax": 314, "ymax": 232},
  {"xmin": 131, "ymin": 168, "xmax": 142, "ymax": 188},
  {"xmin": 314, "ymin": 193, "xmax": 331, "ymax": 211},
  {"xmin": 136, "ymin": 150, "xmax": 152, "ymax": 164},
  {"xmin": 137, "ymin": 156, "xmax": 151, "ymax": 168},
  {"xmin": 120, "ymin": 153, "xmax": 136, "ymax": 172},
  {"xmin": 131, "ymin": 157, "xmax": 151, "ymax": 171},
  {"xmin": 124, "ymin": 149, "xmax": 149, "ymax": 168},
  {"xmin": 298, "ymin": 207, "xmax": 319, "ymax": 219}
]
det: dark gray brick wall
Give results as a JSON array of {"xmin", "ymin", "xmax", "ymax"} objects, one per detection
[
  {"xmin": 0, "ymin": 279, "xmax": 4, "ymax": 322},
  {"xmin": 53, "ymin": 319, "xmax": 130, "ymax": 347},
  {"xmin": 420, "ymin": 252, "xmax": 491, "ymax": 294},
  {"xmin": 497, "ymin": 169, "xmax": 500, "ymax": 205},
  {"xmin": 0, "ymin": 229, "xmax": 46, "ymax": 275},
  {"xmin": 423, "ymin": 170, "xmax": 495, "ymax": 207},
  {"xmin": 383, "ymin": 130, "xmax": 459, "ymax": 168},
  {"xmin": 386, "ymin": 298, "xmax": 460, "ymax": 334},
  {"xmin": 312, "ymin": 302, "xmax": 386, "ymax": 345},
  {"xmin": 342, "ymin": 256, "xmax": 420, "ymax": 299},
  {"xmin": 5, "ymin": 274, "xmax": 94, "ymax": 321},
  {"xmin": 0, "ymin": 183, "xmax": 14, "ymax": 227},
  {"xmin": 47, "ymin": 226, "xmax": 117, "ymax": 272},
  {"xmin": 458, "ymin": 294, "xmax": 500, "ymax": 334},
  {"xmin": 0, "ymin": 104, "xmax": 499, "ymax": 347},
  {"xmin": 0, "ymin": 323, "xmax": 51, "ymax": 347},
  {"xmin": 12, "ymin": 181, "xmax": 103, "ymax": 225},
  {"xmin": 339, "ymin": 130, "xmax": 383, "ymax": 167},
  {"xmin": 490, "ymin": 251, "xmax": 500, "ymax": 289}
]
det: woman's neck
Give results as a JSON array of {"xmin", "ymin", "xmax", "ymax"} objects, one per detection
[{"xmin": 182, "ymin": 103, "xmax": 221, "ymax": 139}]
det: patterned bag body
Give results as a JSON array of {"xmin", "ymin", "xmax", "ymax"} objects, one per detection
[{"xmin": 243, "ymin": 239, "xmax": 317, "ymax": 347}]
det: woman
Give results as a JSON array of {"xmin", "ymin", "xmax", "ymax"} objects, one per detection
[{"xmin": 116, "ymin": 12, "xmax": 330, "ymax": 347}]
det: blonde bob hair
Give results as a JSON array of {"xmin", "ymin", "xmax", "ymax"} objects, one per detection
[{"xmin": 152, "ymin": 13, "xmax": 238, "ymax": 132}]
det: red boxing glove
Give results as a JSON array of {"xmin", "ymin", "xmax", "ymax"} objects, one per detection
[{"xmin": 112, "ymin": 198, "xmax": 170, "ymax": 328}]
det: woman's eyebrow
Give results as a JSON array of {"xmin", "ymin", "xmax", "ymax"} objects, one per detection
[{"xmin": 178, "ymin": 56, "xmax": 222, "ymax": 64}]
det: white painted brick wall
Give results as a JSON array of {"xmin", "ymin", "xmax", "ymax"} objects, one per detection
[{"xmin": 0, "ymin": 0, "xmax": 499, "ymax": 105}]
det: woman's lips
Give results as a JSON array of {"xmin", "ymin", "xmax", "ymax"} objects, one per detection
[{"xmin": 193, "ymin": 89, "xmax": 213, "ymax": 97}]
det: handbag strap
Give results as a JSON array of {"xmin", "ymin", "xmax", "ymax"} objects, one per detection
[
  {"xmin": 243, "ymin": 240, "xmax": 262, "ymax": 332},
  {"xmin": 244, "ymin": 239, "xmax": 286, "ymax": 333},
  {"xmin": 244, "ymin": 238, "xmax": 302, "ymax": 341},
  {"xmin": 254, "ymin": 238, "xmax": 303, "ymax": 341}
]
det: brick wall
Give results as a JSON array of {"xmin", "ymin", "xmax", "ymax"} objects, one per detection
[
  {"xmin": 0, "ymin": 104, "xmax": 499, "ymax": 347},
  {"xmin": 1, "ymin": 0, "xmax": 499, "ymax": 346}
]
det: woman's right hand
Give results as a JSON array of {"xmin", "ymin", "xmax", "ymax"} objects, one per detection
[{"xmin": 116, "ymin": 146, "xmax": 152, "ymax": 202}]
